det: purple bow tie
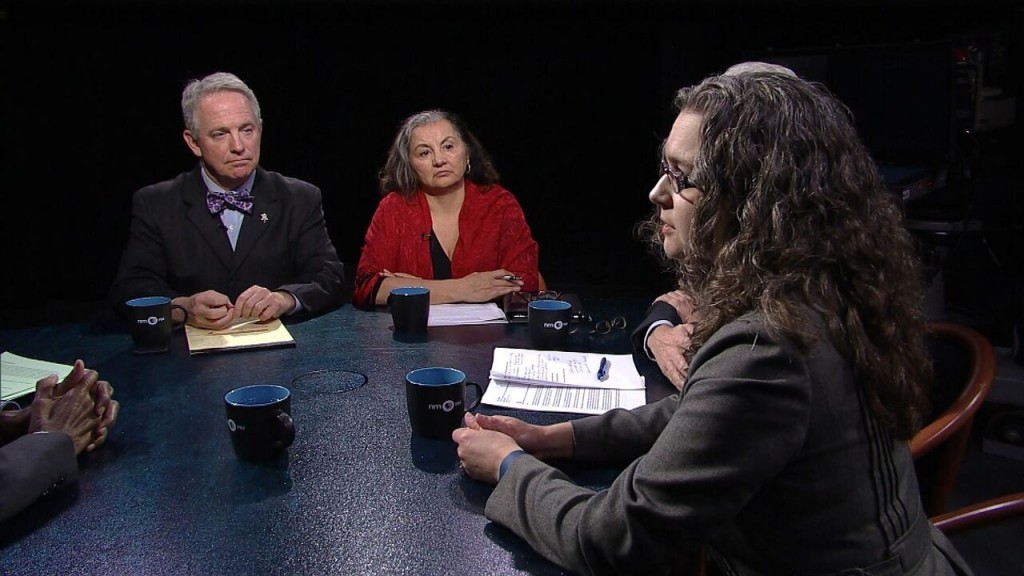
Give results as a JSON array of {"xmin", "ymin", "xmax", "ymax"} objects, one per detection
[{"xmin": 207, "ymin": 189, "xmax": 254, "ymax": 215}]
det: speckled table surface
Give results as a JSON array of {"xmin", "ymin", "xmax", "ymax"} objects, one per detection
[{"xmin": 0, "ymin": 297, "xmax": 664, "ymax": 575}]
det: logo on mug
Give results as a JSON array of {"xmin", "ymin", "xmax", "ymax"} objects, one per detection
[
  {"xmin": 136, "ymin": 315, "xmax": 164, "ymax": 326},
  {"xmin": 428, "ymin": 399, "xmax": 462, "ymax": 412},
  {"xmin": 227, "ymin": 419, "xmax": 237, "ymax": 432},
  {"xmin": 543, "ymin": 321, "xmax": 567, "ymax": 330}
]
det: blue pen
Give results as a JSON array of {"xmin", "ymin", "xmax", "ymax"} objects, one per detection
[{"xmin": 596, "ymin": 357, "xmax": 609, "ymax": 381}]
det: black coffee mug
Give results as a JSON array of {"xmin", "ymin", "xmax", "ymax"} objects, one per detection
[
  {"xmin": 528, "ymin": 299, "xmax": 572, "ymax": 350},
  {"xmin": 405, "ymin": 367, "xmax": 482, "ymax": 439},
  {"xmin": 126, "ymin": 296, "xmax": 186, "ymax": 354},
  {"xmin": 389, "ymin": 287, "xmax": 430, "ymax": 342},
  {"xmin": 224, "ymin": 384, "xmax": 296, "ymax": 460}
]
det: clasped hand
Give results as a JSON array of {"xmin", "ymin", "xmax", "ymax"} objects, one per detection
[
  {"xmin": 0, "ymin": 360, "xmax": 121, "ymax": 455},
  {"xmin": 178, "ymin": 287, "xmax": 296, "ymax": 329},
  {"xmin": 379, "ymin": 269, "xmax": 522, "ymax": 305},
  {"xmin": 452, "ymin": 413, "xmax": 573, "ymax": 484}
]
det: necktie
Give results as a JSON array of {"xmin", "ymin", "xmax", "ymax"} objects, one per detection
[{"xmin": 207, "ymin": 189, "xmax": 254, "ymax": 215}]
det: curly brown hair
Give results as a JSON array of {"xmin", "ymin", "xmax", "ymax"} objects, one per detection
[{"xmin": 641, "ymin": 71, "xmax": 931, "ymax": 439}]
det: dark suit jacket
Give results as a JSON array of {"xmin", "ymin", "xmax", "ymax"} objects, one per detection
[
  {"xmin": 110, "ymin": 166, "xmax": 346, "ymax": 316},
  {"xmin": 630, "ymin": 300, "xmax": 682, "ymax": 395},
  {"xmin": 0, "ymin": 432, "xmax": 77, "ymax": 522}
]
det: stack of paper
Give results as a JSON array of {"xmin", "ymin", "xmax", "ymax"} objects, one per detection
[
  {"xmin": 2, "ymin": 352, "xmax": 73, "ymax": 401},
  {"xmin": 482, "ymin": 347, "xmax": 645, "ymax": 415},
  {"xmin": 428, "ymin": 303, "xmax": 508, "ymax": 326}
]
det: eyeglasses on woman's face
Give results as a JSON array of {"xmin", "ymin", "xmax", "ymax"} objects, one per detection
[{"xmin": 658, "ymin": 156, "xmax": 699, "ymax": 206}]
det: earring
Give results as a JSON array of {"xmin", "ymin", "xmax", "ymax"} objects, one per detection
[{"xmin": 466, "ymin": 160, "xmax": 472, "ymax": 174}]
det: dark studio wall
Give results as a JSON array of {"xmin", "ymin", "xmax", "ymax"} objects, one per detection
[{"xmin": 2, "ymin": 1, "xmax": 1022, "ymax": 342}]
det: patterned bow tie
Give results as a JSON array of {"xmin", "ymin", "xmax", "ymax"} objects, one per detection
[{"xmin": 207, "ymin": 189, "xmax": 254, "ymax": 215}]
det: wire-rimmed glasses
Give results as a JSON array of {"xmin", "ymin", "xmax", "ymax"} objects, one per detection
[
  {"xmin": 591, "ymin": 316, "xmax": 627, "ymax": 335},
  {"xmin": 509, "ymin": 290, "xmax": 562, "ymax": 305},
  {"xmin": 658, "ymin": 155, "xmax": 699, "ymax": 206}
]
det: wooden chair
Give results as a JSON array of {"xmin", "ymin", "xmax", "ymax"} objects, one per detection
[
  {"xmin": 696, "ymin": 321, "xmax": 1001, "ymax": 575},
  {"xmin": 910, "ymin": 321, "xmax": 998, "ymax": 516},
  {"xmin": 931, "ymin": 492, "xmax": 1024, "ymax": 535}
]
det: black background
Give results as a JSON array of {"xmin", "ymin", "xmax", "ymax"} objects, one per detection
[{"xmin": 2, "ymin": 0, "xmax": 1022, "ymax": 344}]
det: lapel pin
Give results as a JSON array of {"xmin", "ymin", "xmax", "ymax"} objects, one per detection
[{"xmin": 260, "ymin": 213, "xmax": 269, "ymax": 223}]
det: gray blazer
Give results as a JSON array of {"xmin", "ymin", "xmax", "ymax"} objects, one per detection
[
  {"xmin": 486, "ymin": 313, "xmax": 971, "ymax": 575},
  {"xmin": 0, "ymin": 432, "xmax": 77, "ymax": 522}
]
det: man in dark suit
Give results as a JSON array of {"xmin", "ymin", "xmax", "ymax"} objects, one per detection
[
  {"xmin": 110, "ymin": 72, "xmax": 345, "ymax": 330},
  {"xmin": 0, "ymin": 361, "xmax": 119, "ymax": 521}
]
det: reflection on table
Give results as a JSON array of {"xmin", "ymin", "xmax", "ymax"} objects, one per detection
[{"xmin": 0, "ymin": 297, "xmax": 669, "ymax": 575}]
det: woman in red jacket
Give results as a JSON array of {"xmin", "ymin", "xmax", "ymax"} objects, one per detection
[{"xmin": 352, "ymin": 110, "xmax": 540, "ymax": 308}]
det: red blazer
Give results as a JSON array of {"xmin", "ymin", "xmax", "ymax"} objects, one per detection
[{"xmin": 353, "ymin": 181, "xmax": 539, "ymax": 307}]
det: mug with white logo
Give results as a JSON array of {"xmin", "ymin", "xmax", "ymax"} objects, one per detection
[
  {"xmin": 528, "ymin": 299, "xmax": 572, "ymax": 350},
  {"xmin": 405, "ymin": 367, "xmax": 482, "ymax": 438},
  {"xmin": 126, "ymin": 296, "xmax": 186, "ymax": 354},
  {"xmin": 224, "ymin": 384, "xmax": 295, "ymax": 461}
]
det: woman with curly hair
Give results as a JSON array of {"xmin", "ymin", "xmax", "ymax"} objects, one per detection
[{"xmin": 453, "ymin": 69, "xmax": 970, "ymax": 575}]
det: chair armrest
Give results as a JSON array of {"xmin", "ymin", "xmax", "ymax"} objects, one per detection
[
  {"xmin": 931, "ymin": 492, "xmax": 1024, "ymax": 535},
  {"xmin": 910, "ymin": 321, "xmax": 997, "ymax": 458}
]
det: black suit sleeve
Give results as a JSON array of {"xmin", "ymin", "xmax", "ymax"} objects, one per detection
[
  {"xmin": 109, "ymin": 179, "xmax": 184, "ymax": 311},
  {"xmin": 0, "ymin": 432, "xmax": 78, "ymax": 522},
  {"xmin": 630, "ymin": 300, "xmax": 683, "ymax": 358},
  {"xmin": 274, "ymin": 184, "xmax": 346, "ymax": 315}
]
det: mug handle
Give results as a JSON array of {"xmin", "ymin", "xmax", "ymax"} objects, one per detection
[
  {"xmin": 170, "ymin": 304, "xmax": 188, "ymax": 329},
  {"xmin": 465, "ymin": 381, "xmax": 483, "ymax": 412},
  {"xmin": 271, "ymin": 410, "xmax": 296, "ymax": 450}
]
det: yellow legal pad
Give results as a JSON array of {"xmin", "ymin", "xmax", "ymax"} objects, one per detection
[{"xmin": 184, "ymin": 318, "xmax": 295, "ymax": 355}]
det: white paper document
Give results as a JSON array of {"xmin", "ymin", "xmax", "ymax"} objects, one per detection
[
  {"xmin": 483, "ymin": 348, "xmax": 646, "ymax": 415},
  {"xmin": 1, "ymin": 352, "xmax": 73, "ymax": 401},
  {"xmin": 428, "ymin": 303, "xmax": 508, "ymax": 326},
  {"xmin": 489, "ymin": 348, "xmax": 644, "ymax": 390},
  {"xmin": 483, "ymin": 380, "xmax": 646, "ymax": 415}
]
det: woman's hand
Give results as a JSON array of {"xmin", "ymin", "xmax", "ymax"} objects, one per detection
[
  {"xmin": 455, "ymin": 270, "xmax": 522, "ymax": 303},
  {"xmin": 452, "ymin": 417, "xmax": 522, "ymax": 484},
  {"xmin": 452, "ymin": 413, "xmax": 575, "ymax": 483}
]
